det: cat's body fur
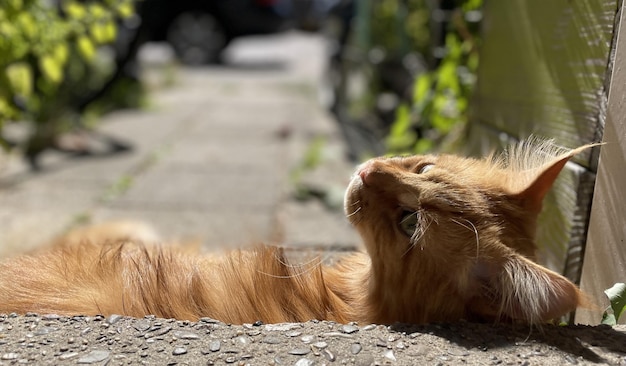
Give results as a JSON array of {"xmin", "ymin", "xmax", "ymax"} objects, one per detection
[{"xmin": 0, "ymin": 140, "xmax": 594, "ymax": 324}]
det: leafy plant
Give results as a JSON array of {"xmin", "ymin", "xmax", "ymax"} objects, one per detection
[
  {"xmin": 602, "ymin": 282, "xmax": 626, "ymax": 325},
  {"xmin": 386, "ymin": 0, "xmax": 482, "ymax": 154},
  {"xmin": 0, "ymin": 0, "xmax": 138, "ymax": 164}
]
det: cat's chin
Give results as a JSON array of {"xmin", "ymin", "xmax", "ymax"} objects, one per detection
[{"xmin": 344, "ymin": 172, "xmax": 364, "ymax": 219}]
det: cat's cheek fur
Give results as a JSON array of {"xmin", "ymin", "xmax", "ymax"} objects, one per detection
[{"xmin": 470, "ymin": 254, "xmax": 582, "ymax": 323}]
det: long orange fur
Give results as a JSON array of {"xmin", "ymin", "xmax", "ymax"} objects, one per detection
[{"xmin": 0, "ymin": 140, "xmax": 595, "ymax": 324}]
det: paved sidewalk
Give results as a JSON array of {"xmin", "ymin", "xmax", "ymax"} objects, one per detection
[{"xmin": 0, "ymin": 32, "xmax": 359, "ymax": 257}]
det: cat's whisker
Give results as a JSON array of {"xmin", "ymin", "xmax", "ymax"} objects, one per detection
[
  {"xmin": 451, "ymin": 218, "xmax": 480, "ymax": 257},
  {"xmin": 271, "ymin": 250, "xmax": 323, "ymax": 269},
  {"xmin": 346, "ymin": 206, "xmax": 362, "ymax": 218}
]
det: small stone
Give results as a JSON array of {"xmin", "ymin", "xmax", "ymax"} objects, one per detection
[
  {"xmin": 322, "ymin": 331, "xmax": 354, "ymax": 339},
  {"xmin": 174, "ymin": 331, "xmax": 200, "ymax": 340},
  {"xmin": 362, "ymin": 324, "xmax": 377, "ymax": 331},
  {"xmin": 133, "ymin": 320, "xmax": 151, "ymax": 332},
  {"xmin": 447, "ymin": 347, "xmax": 469, "ymax": 357},
  {"xmin": 384, "ymin": 350, "xmax": 396, "ymax": 361},
  {"xmin": 312, "ymin": 341, "xmax": 328, "ymax": 349},
  {"xmin": 294, "ymin": 358, "xmax": 314, "ymax": 366},
  {"xmin": 288, "ymin": 348, "xmax": 311, "ymax": 356},
  {"xmin": 77, "ymin": 350, "xmax": 110, "ymax": 364},
  {"xmin": 200, "ymin": 317, "xmax": 220, "ymax": 324},
  {"xmin": 225, "ymin": 356, "xmax": 237, "ymax": 363},
  {"xmin": 172, "ymin": 347, "xmax": 187, "ymax": 355},
  {"xmin": 340, "ymin": 324, "xmax": 359, "ymax": 334},
  {"xmin": 264, "ymin": 323, "xmax": 301, "ymax": 332},
  {"xmin": 144, "ymin": 326, "xmax": 172, "ymax": 339},
  {"xmin": 286, "ymin": 330, "xmax": 302, "ymax": 337},
  {"xmin": 253, "ymin": 320, "xmax": 263, "ymax": 326},
  {"xmin": 351, "ymin": 343, "xmax": 363, "ymax": 355},
  {"xmin": 235, "ymin": 336, "xmax": 251, "ymax": 345},
  {"xmin": 301, "ymin": 335, "xmax": 315, "ymax": 344},
  {"xmin": 396, "ymin": 341, "xmax": 406, "ymax": 349},
  {"xmin": 59, "ymin": 352, "xmax": 79, "ymax": 360},
  {"xmin": 375, "ymin": 339, "xmax": 388, "ymax": 348},
  {"xmin": 323, "ymin": 349, "xmax": 337, "ymax": 361},
  {"xmin": 209, "ymin": 340, "xmax": 221, "ymax": 352},
  {"xmin": 1, "ymin": 353, "xmax": 18, "ymax": 360},
  {"xmin": 564, "ymin": 354, "xmax": 579, "ymax": 365},
  {"xmin": 106, "ymin": 314, "xmax": 123, "ymax": 325}
]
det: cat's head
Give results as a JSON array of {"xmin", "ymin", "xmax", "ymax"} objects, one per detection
[{"xmin": 344, "ymin": 140, "xmax": 595, "ymax": 324}]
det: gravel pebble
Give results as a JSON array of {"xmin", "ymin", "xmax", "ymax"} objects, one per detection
[
  {"xmin": 288, "ymin": 348, "xmax": 311, "ymax": 356},
  {"xmin": 340, "ymin": 324, "xmax": 359, "ymax": 334},
  {"xmin": 294, "ymin": 358, "xmax": 315, "ymax": 366},
  {"xmin": 77, "ymin": 350, "xmax": 110, "ymax": 364}
]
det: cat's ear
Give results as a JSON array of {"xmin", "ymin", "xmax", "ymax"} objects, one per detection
[
  {"xmin": 514, "ymin": 144, "xmax": 594, "ymax": 212},
  {"xmin": 471, "ymin": 254, "xmax": 584, "ymax": 323}
]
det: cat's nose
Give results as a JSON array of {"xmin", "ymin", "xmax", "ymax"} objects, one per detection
[{"xmin": 356, "ymin": 160, "xmax": 375, "ymax": 186}]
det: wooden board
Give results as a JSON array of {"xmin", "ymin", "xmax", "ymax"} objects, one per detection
[{"xmin": 577, "ymin": 2, "xmax": 626, "ymax": 325}]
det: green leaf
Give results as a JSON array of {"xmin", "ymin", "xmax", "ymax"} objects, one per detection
[
  {"xmin": 16, "ymin": 11, "xmax": 37, "ymax": 39},
  {"xmin": 604, "ymin": 283, "xmax": 626, "ymax": 324},
  {"xmin": 53, "ymin": 43, "xmax": 69, "ymax": 65},
  {"xmin": 602, "ymin": 312, "xmax": 616, "ymax": 326},
  {"xmin": 77, "ymin": 36, "xmax": 96, "ymax": 61},
  {"xmin": 386, "ymin": 103, "xmax": 417, "ymax": 152},
  {"xmin": 39, "ymin": 54, "xmax": 63, "ymax": 84},
  {"xmin": 115, "ymin": 2, "xmax": 134, "ymax": 18},
  {"xmin": 413, "ymin": 73, "xmax": 432, "ymax": 103},
  {"xmin": 414, "ymin": 138, "xmax": 433, "ymax": 154},
  {"xmin": 64, "ymin": 2, "xmax": 86, "ymax": 19},
  {"xmin": 6, "ymin": 62, "xmax": 33, "ymax": 97}
]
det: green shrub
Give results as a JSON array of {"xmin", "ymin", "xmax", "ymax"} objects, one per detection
[
  {"xmin": 0, "ymin": 0, "xmax": 137, "ymax": 156},
  {"xmin": 386, "ymin": 0, "xmax": 483, "ymax": 154}
]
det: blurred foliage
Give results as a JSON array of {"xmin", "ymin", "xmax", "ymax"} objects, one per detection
[
  {"xmin": 333, "ymin": 0, "xmax": 482, "ymax": 160},
  {"xmin": 367, "ymin": 0, "xmax": 431, "ymax": 58},
  {"xmin": 0, "ymin": 0, "xmax": 138, "ymax": 157},
  {"xmin": 380, "ymin": 0, "xmax": 483, "ymax": 154}
]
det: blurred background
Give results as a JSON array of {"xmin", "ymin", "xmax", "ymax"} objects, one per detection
[{"xmin": 0, "ymin": 0, "xmax": 481, "ymax": 166}]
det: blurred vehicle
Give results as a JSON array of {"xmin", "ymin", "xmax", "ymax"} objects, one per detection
[{"xmin": 137, "ymin": 0, "xmax": 295, "ymax": 64}]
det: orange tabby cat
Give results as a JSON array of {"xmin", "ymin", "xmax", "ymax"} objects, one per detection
[{"xmin": 0, "ymin": 140, "xmax": 594, "ymax": 324}]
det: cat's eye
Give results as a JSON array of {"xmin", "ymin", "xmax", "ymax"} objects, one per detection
[
  {"xmin": 418, "ymin": 164, "xmax": 435, "ymax": 174},
  {"xmin": 399, "ymin": 210, "xmax": 418, "ymax": 237}
]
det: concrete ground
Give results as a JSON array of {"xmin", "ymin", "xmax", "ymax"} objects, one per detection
[{"xmin": 0, "ymin": 32, "xmax": 625, "ymax": 365}]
